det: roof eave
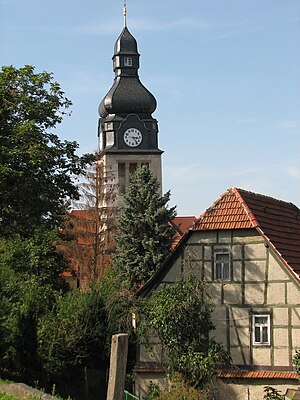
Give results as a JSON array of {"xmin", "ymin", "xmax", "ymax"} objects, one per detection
[{"xmin": 256, "ymin": 226, "xmax": 300, "ymax": 284}]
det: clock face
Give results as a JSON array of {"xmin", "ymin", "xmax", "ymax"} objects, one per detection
[{"xmin": 124, "ymin": 128, "xmax": 142, "ymax": 147}]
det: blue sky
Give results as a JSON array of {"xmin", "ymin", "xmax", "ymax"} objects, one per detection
[{"xmin": 1, "ymin": 0, "xmax": 299, "ymax": 215}]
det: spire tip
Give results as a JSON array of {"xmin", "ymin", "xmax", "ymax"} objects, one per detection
[{"xmin": 123, "ymin": 0, "xmax": 127, "ymax": 27}]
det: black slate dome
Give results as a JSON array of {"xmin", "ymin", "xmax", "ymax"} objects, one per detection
[
  {"xmin": 114, "ymin": 27, "xmax": 138, "ymax": 55},
  {"xmin": 99, "ymin": 27, "xmax": 157, "ymax": 118}
]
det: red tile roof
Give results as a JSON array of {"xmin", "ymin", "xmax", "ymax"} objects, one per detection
[
  {"xmin": 133, "ymin": 362, "xmax": 164, "ymax": 373},
  {"xmin": 218, "ymin": 369, "xmax": 299, "ymax": 380},
  {"xmin": 171, "ymin": 216, "xmax": 197, "ymax": 247},
  {"xmin": 194, "ymin": 188, "xmax": 300, "ymax": 279},
  {"xmin": 133, "ymin": 364, "xmax": 299, "ymax": 380},
  {"xmin": 71, "ymin": 209, "xmax": 96, "ymax": 220},
  {"xmin": 173, "ymin": 216, "xmax": 197, "ymax": 234}
]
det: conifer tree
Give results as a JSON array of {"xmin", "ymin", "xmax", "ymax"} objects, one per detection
[{"xmin": 113, "ymin": 165, "xmax": 176, "ymax": 289}]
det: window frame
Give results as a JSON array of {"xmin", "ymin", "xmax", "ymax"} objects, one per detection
[
  {"xmin": 124, "ymin": 57, "xmax": 133, "ymax": 67},
  {"xmin": 252, "ymin": 314, "xmax": 271, "ymax": 346},
  {"xmin": 213, "ymin": 251, "xmax": 231, "ymax": 281}
]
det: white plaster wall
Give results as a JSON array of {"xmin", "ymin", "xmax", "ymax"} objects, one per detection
[
  {"xmin": 267, "ymin": 282, "xmax": 286, "ymax": 305},
  {"xmin": 273, "ymin": 307, "xmax": 289, "ymax": 325},
  {"xmin": 136, "ymin": 228, "xmax": 300, "ymax": 394}
]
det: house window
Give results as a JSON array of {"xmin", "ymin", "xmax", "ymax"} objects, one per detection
[
  {"xmin": 124, "ymin": 57, "xmax": 132, "ymax": 66},
  {"xmin": 214, "ymin": 252, "xmax": 230, "ymax": 280},
  {"xmin": 252, "ymin": 315, "xmax": 270, "ymax": 345}
]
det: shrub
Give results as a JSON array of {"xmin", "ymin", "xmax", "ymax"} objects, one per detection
[
  {"xmin": 38, "ymin": 285, "xmax": 107, "ymax": 376},
  {"xmin": 292, "ymin": 350, "xmax": 300, "ymax": 375},
  {"xmin": 139, "ymin": 276, "xmax": 231, "ymax": 389},
  {"xmin": 144, "ymin": 377, "xmax": 214, "ymax": 400},
  {"xmin": 263, "ymin": 386, "xmax": 284, "ymax": 400}
]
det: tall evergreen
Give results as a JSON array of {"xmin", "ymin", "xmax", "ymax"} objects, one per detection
[{"xmin": 113, "ymin": 165, "xmax": 176, "ymax": 289}]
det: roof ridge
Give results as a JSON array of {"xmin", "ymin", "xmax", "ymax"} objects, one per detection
[
  {"xmin": 195, "ymin": 189, "xmax": 230, "ymax": 225},
  {"xmin": 235, "ymin": 187, "xmax": 299, "ymax": 210},
  {"xmin": 174, "ymin": 216, "xmax": 196, "ymax": 219},
  {"xmin": 233, "ymin": 188, "xmax": 259, "ymax": 228}
]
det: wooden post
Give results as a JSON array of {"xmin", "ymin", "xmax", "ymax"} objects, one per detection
[{"xmin": 106, "ymin": 333, "xmax": 129, "ymax": 400}]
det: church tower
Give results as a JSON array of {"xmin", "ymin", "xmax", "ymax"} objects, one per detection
[{"xmin": 98, "ymin": 10, "xmax": 162, "ymax": 202}]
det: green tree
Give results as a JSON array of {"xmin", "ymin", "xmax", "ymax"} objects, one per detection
[
  {"xmin": 37, "ymin": 284, "xmax": 107, "ymax": 376},
  {"xmin": 0, "ymin": 231, "xmax": 67, "ymax": 380},
  {"xmin": 113, "ymin": 165, "xmax": 176, "ymax": 289},
  {"xmin": 0, "ymin": 65, "xmax": 91, "ymax": 237},
  {"xmin": 0, "ymin": 229, "xmax": 68, "ymax": 285},
  {"xmin": 139, "ymin": 277, "xmax": 231, "ymax": 389}
]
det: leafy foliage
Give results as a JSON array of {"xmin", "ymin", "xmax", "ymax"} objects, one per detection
[
  {"xmin": 0, "ymin": 230, "xmax": 68, "ymax": 285},
  {"xmin": 263, "ymin": 386, "xmax": 284, "ymax": 400},
  {"xmin": 37, "ymin": 285, "xmax": 107, "ymax": 376},
  {"xmin": 143, "ymin": 383, "xmax": 161, "ymax": 400},
  {"xmin": 144, "ymin": 377, "xmax": 214, "ymax": 400},
  {"xmin": 0, "ymin": 242, "xmax": 61, "ymax": 379},
  {"xmin": 0, "ymin": 65, "xmax": 91, "ymax": 237},
  {"xmin": 93, "ymin": 266, "xmax": 136, "ymax": 353},
  {"xmin": 292, "ymin": 350, "xmax": 300, "ymax": 375},
  {"xmin": 139, "ymin": 277, "xmax": 231, "ymax": 389},
  {"xmin": 113, "ymin": 165, "xmax": 176, "ymax": 289},
  {"xmin": 0, "ymin": 65, "xmax": 107, "ymax": 395}
]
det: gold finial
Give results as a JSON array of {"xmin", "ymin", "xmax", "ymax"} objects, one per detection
[{"xmin": 123, "ymin": 0, "xmax": 127, "ymax": 27}]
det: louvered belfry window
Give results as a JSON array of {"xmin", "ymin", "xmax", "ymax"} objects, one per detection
[{"xmin": 124, "ymin": 57, "xmax": 133, "ymax": 66}]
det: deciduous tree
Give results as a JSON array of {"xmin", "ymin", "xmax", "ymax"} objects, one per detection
[
  {"xmin": 61, "ymin": 160, "xmax": 117, "ymax": 287},
  {"xmin": 0, "ymin": 65, "xmax": 91, "ymax": 237}
]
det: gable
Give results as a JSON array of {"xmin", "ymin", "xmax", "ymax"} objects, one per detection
[{"xmin": 194, "ymin": 188, "xmax": 300, "ymax": 280}]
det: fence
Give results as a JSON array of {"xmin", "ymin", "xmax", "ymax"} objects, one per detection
[{"xmin": 124, "ymin": 390, "xmax": 140, "ymax": 400}]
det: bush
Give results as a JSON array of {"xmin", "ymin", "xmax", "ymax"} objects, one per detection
[
  {"xmin": 144, "ymin": 377, "xmax": 214, "ymax": 400},
  {"xmin": 0, "ymin": 231, "xmax": 68, "ymax": 380},
  {"xmin": 263, "ymin": 386, "xmax": 284, "ymax": 400},
  {"xmin": 292, "ymin": 350, "xmax": 300, "ymax": 375},
  {"xmin": 38, "ymin": 285, "xmax": 107, "ymax": 376},
  {"xmin": 0, "ymin": 265, "xmax": 58, "ymax": 380},
  {"xmin": 139, "ymin": 276, "xmax": 231, "ymax": 389}
]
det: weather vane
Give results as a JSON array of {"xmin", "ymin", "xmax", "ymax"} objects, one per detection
[{"xmin": 123, "ymin": 0, "xmax": 127, "ymax": 27}]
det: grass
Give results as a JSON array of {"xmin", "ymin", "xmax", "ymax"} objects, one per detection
[
  {"xmin": 0, "ymin": 394, "xmax": 19, "ymax": 400},
  {"xmin": 0, "ymin": 380, "xmax": 71, "ymax": 400},
  {"xmin": 0, "ymin": 380, "xmax": 43, "ymax": 400}
]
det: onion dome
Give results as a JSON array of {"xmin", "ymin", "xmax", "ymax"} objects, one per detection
[
  {"xmin": 99, "ymin": 27, "xmax": 157, "ymax": 118},
  {"xmin": 114, "ymin": 26, "xmax": 138, "ymax": 55}
]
